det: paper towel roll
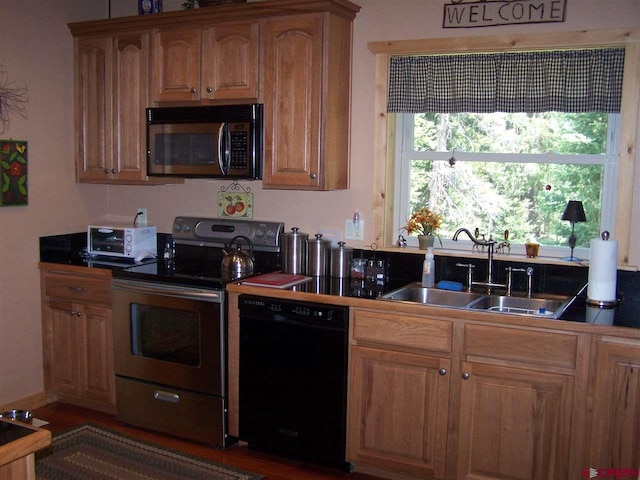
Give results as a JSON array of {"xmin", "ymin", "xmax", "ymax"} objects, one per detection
[{"xmin": 587, "ymin": 238, "xmax": 618, "ymax": 302}]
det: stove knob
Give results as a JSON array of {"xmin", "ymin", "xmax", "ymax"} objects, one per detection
[
  {"xmin": 173, "ymin": 224, "xmax": 182, "ymax": 232},
  {"xmin": 183, "ymin": 225, "xmax": 191, "ymax": 233},
  {"xmin": 266, "ymin": 229, "xmax": 275, "ymax": 238},
  {"xmin": 255, "ymin": 228, "xmax": 265, "ymax": 238}
]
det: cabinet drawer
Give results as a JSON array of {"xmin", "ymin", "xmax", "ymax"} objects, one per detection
[
  {"xmin": 464, "ymin": 324, "xmax": 578, "ymax": 369},
  {"xmin": 43, "ymin": 272, "xmax": 111, "ymax": 305},
  {"xmin": 352, "ymin": 309, "xmax": 452, "ymax": 354}
]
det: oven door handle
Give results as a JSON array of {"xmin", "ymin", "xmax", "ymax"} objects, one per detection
[{"xmin": 111, "ymin": 279, "xmax": 222, "ymax": 303}]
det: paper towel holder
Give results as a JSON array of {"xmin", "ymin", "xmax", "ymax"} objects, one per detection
[
  {"xmin": 585, "ymin": 230, "xmax": 619, "ymax": 309},
  {"xmin": 561, "ymin": 200, "xmax": 586, "ymax": 261}
]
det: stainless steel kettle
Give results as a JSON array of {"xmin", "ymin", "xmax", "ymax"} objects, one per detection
[{"xmin": 222, "ymin": 235, "xmax": 255, "ymax": 280}]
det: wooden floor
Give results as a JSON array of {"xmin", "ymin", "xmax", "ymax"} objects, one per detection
[{"xmin": 32, "ymin": 403, "xmax": 383, "ymax": 480}]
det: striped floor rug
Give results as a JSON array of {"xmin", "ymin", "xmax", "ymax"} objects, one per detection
[{"xmin": 35, "ymin": 424, "xmax": 262, "ymax": 480}]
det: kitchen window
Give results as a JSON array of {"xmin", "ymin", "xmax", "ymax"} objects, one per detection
[
  {"xmin": 390, "ymin": 48, "xmax": 624, "ymax": 257},
  {"xmin": 394, "ymin": 110, "xmax": 619, "ymax": 256},
  {"xmin": 367, "ymin": 31, "xmax": 640, "ymax": 265}
]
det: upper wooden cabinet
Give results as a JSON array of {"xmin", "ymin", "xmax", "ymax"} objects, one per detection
[
  {"xmin": 74, "ymin": 32, "xmax": 181, "ymax": 184},
  {"xmin": 69, "ymin": 0, "xmax": 360, "ymax": 187},
  {"xmin": 262, "ymin": 13, "xmax": 353, "ymax": 190},
  {"xmin": 152, "ymin": 27, "xmax": 201, "ymax": 102},
  {"xmin": 152, "ymin": 20, "xmax": 259, "ymax": 102},
  {"xmin": 74, "ymin": 36, "xmax": 113, "ymax": 182}
]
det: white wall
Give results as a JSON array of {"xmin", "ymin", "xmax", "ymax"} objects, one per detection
[
  {"xmin": 0, "ymin": 0, "xmax": 107, "ymax": 407},
  {"xmin": 0, "ymin": 0, "xmax": 637, "ymax": 406},
  {"xmin": 105, "ymin": 0, "xmax": 640, "ymax": 243}
]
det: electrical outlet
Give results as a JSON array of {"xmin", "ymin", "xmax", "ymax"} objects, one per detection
[
  {"xmin": 345, "ymin": 219, "xmax": 364, "ymax": 241},
  {"xmin": 136, "ymin": 208, "xmax": 147, "ymax": 226}
]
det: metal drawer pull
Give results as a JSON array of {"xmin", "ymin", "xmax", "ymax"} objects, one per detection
[
  {"xmin": 153, "ymin": 390, "xmax": 180, "ymax": 403},
  {"xmin": 68, "ymin": 286, "xmax": 85, "ymax": 292}
]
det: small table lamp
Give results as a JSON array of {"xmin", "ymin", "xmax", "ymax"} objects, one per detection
[{"xmin": 561, "ymin": 200, "xmax": 587, "ymax": 261}]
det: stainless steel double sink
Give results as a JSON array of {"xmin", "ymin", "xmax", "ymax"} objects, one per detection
[{"xmin": 380, "ymin": 282, "xmax": 572, "ymax": 319}]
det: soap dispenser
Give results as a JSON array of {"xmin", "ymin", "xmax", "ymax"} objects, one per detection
[{"xmin": 422, "ymin": 247, "xmax": 435, "ymax": 287}]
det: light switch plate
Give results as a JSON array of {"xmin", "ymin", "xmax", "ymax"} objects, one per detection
[{"xmin": 345, "ymin": 219, "xmax": 364, "ymax": 240}]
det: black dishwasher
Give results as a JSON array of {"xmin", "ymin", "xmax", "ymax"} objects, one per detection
[{"xmin": 239, "ymin": 295, "xmax": 350, "ymax": 470}]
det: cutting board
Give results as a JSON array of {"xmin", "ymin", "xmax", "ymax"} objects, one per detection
[{"xmin": 242, "ymin": 272, "xmax": 311, "ymax": 288}]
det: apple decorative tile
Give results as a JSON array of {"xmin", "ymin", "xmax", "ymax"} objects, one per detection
[
  {"xmin": 218, "ymin": 191, "xmax": 253, "ymax": 218},
  {"xmin": 0, "ymin": 140, "xmax": 27, "ymax": 206}
]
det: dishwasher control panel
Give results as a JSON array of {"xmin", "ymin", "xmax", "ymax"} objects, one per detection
[{"xmin": 239, "ymin": 295, "xmax": 347, "ymax": 330}]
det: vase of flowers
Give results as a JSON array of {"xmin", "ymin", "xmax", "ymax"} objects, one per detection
[{"xmin": 404, "ymin": 207, "xmax": 443, "ymax": 249}]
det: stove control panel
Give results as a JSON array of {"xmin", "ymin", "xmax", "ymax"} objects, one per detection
[{"xmin": 172, "ymin": 217, "xmax": 284, "ymax": 252}]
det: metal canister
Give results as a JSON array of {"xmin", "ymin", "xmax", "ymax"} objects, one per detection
[
  {"xmin": 307, "ymin": 233, "xmax": 331, "ymax": 276},
  {"xmin": 330, "ymin": 241, "xmax": 353, "ymax": 278},
  {"xmin": 282, "ymin": 227, "xmax": 308, "ymax": 274}
]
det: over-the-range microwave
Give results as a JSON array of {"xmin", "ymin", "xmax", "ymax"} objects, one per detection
[{"xmin": 146, "ymin": 104, "xmax": 263, "ymax": 179}]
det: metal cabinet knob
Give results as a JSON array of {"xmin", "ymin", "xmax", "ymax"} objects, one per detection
[
  {"xmin": 191, "ymin": 87, "xmax": 197, "ymax": 94},
  {"xmin": 206, "ymin": 86, "xmax": 213, "ymax": 93},
  {"xmin": 111, "ymin": 168, "xmax": 117, "ymax": 174},
  {"xmin": 462, "ymin": 372, "xmax": 470, "ymax": 380},
  {"xmin": 439, "ymin": 368, "xmax": 447, "ymax": 376},
  {"xmin": 104, "ymin": 169, "xmax": 110, "ymax": 174},
  {"xmin": 310, "ymin": 173, "xmax": 317, "ymax": 179}
]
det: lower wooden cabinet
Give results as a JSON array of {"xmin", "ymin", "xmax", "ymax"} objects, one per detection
[
  {"xmin": 348, "ymin": 346, "xmax": 450, "ymax": 479},
  {"xmin": 347, "ymin": 308, "xmax": 594, "ymax": 480},
  {"xmin": 40, "ymin": 265, "xmax": 115, "ymax": 413},
  {"xmin": 588, "ymin": 339, "xmax": 640, "ymax": 471},
  {"xmin": 456, "ymin": 361, "xmax": 575, "ymax": 480}
]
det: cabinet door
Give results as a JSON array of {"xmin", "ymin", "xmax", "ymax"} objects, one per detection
[
  {"xmin": 589, "ymin": 340, "xmax": 640, "ymax": 470},
  {"xmin": 42, "ymin": 300, "xmax": 81, "ymax": 396},
  {"xmin": 457, "ymin": 362, "xmax": 574, "ymax": 480},
  {"xmin": 262, "ymin": 15, "xmax": 323, "ymax": 189},
  {"xmin": 152, "ymin": 27, "xmax": 201, "ymax": 102},
  {"xmin": 201, "ymin": 21, "xmax": 259, "ymax": 100},
  {"xmin": 112, "ymin": 33, "xmax": 150, "ymax": 182},
  {"xmin": 348, "ymin": 346, "xmax": 450, "ymax": 479},
  {"xmin": 75, "ymin": 36, "xmax": 113, "ymax": 182},
  {"xmin": 79, "ymin": 304, "xmax": 115, "ymax": 406}
]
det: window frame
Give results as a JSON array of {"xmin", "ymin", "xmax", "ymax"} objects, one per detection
[
  {"xmin": 368, "ymin": 29, "xmax": 640, "ymax": 267},
  {"xmin": 393, "ymin": 111, "xmax": 621, "ymax": 258}
]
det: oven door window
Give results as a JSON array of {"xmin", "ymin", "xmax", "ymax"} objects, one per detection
[{"xmin": 130, "ymin": 304, "xmax": 200, "ymax": 367}]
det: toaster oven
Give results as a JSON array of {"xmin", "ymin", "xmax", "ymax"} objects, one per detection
[{"xmin": 88, "ymin": 225, "xmax": 157, "ymax": 258}]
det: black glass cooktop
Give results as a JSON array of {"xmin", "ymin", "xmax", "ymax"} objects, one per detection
[{"xmin": 112, "ymin": 244, "xmax": 282, "ymax": 290}]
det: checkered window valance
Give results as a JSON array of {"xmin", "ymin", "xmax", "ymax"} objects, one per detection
[{"xmin": 388, "ymin": 48, "xmax": 625, "ymax": 114}]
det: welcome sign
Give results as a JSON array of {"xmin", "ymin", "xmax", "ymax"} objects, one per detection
[{"xmin": 443, "ymin": 0, "xmax": 567, "ymax": 28}]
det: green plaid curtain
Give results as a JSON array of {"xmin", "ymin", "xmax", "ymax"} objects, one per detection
[{"xmin": 388, "ymin": 48, "xmax": 625, "ymax": 113}]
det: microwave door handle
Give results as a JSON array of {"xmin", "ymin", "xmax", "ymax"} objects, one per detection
[{"xmin": 217, "ymin": 122, "xmax": 228, "ymax": 175}]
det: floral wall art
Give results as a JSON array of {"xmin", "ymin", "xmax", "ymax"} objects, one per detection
[
  {"xmin": 0, "ymin": 140, "xmax": 28, "ymax": 206},
  {"xmin": 0, "ymin": 65, "xmax": 29, "ymax": 206}
]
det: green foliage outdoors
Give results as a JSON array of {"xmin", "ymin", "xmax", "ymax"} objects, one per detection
[{"xmin": 409, "ymin": 112, "xmax": 607, "ymax": 247}]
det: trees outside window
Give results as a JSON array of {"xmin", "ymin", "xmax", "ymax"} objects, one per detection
[{"xmin": 395, "ymin": 111, "xmax": 618, "ymax": 254}]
